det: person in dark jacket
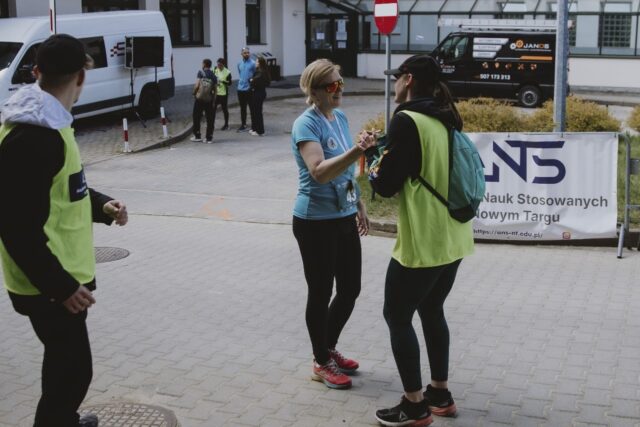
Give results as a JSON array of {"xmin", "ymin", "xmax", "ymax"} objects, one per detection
[
  {"xmin": 0, "ymin": 34, "xmax": 128, "ymax": 427},
  {"xmin": 191, "ymin": 58, "xmax": 217, "ymax": 143},
  {"xmin": 366, "ymin": 55, "xmax": 473, "ymax": 427},
  {"xmin": 249, "ymin": 56, "xmax": 271, "ymax": 136}
]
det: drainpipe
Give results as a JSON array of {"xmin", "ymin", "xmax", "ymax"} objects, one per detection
[{"xmin": 223, "ymin": 0, "xmax": 228, "ymax": 66}]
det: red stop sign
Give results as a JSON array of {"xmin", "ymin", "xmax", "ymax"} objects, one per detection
[{"xmin": 374, "ymin": 0, "xmax": 398, "ymax": 35}]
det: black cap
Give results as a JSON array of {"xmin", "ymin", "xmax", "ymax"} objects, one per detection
[
  {"xmin": 384, "ymin": 54, "xmax": 441, "ymax": 81},
  {"xmin": 36, "ymin": 34, "xmax": 88, "ymax": 75}
]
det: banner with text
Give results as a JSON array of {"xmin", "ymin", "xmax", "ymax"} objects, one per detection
[{"xmin": 471, "ymin": 132, "xmax": 618, "ymax": 241}]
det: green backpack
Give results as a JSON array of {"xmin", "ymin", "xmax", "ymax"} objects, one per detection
[{"xmin": 417, "ymin": 128, "xmax": 486, "ymax": 223}]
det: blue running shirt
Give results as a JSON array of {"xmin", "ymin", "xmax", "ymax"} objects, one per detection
[{"xmin": 291, "ymin": 107, "xmax": 358, "ymax": 219}]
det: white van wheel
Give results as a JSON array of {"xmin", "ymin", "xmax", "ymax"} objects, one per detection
[
  {"xmin": 138, "ymin": 85, "xmax": 161, "ymax": 119},
  {"xmin": 519, "ymin": 85, "xmax": 541, "ymax": 108}
]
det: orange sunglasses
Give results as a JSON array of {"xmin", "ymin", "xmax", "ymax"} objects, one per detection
[{"xmin": 319, "ymin": 79, "xmax": 345, "ymax": 93}]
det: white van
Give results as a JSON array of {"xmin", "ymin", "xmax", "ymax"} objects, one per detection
[{"xmin": 0, "ymin": 11, "xmax": 174, "ymax": 119}]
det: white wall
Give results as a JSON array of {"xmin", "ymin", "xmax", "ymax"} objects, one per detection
[
  {"xmin": 282, "ymin": 0, "xmax": 306, "ymax": 76},
  {"xmin": 11, "ymin": 0, "xmax": 80, "ymax": 16},
  {"xmin": 569, "ymin": 57, "xmax": 640, "ymax": 89}
]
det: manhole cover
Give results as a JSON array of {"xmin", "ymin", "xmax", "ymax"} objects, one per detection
[
  {"xmin": 80, "ymin": 403, "xmax": 178, "ymax": 426},
  {"xmin": 95, "ymin": 247, "xmax": 130, "ymax": 263}
]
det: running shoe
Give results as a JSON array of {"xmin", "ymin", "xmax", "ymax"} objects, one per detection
[
  {"xmin": 311, "ymin": 359, "xmax": 352, "ymax": 389},
  {"xmin": 329, "ymin": 348, "xmax": 359, "ymax": 374},
  {"xmin": 423, "ymin": 384, "xmax": 457, "ymax": 417},
  {"xmin": 375, "ymin": 396, "xmax": 433, "ymax": 426}
]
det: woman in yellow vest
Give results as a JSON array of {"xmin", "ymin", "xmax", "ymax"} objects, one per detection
[
  {"xmin": 365, "ymin": 55, "xmax": 474, "ymax": 427},
  {"xmin": 214, "ymin": 57, "xmax": 232, "ymax": 130}
]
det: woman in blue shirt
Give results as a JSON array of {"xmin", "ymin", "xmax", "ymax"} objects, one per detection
[{"xmin": 291, "ymin": 59, "xmax": 375, "ymax": 390}]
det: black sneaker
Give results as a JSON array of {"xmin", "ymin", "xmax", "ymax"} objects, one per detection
[
  {"xmin": 375, "ymin": 396, "xmax": 433, "ymax": 426},
  {"xmin": 78, "ymin": 413, "xmax": 99, "ymax": 427},
  {"xmin": 237, "ymin": 125, "xmax": 248, "ymax": 132},
  {"xmin": 424, "ymin": 384, "xmax": 457, "ymax": 417},
  {"xmin": 221, "ymin": 124, "xmax": 229, "ymax": 130}
]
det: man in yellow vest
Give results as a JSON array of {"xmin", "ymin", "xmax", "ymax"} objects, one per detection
[
  {"xmin": 0, "ymin": 34, "xmax": 128, "ymax": 427},
  {"xmin": 363, "ymin": 55, "xmax": 474, "ymax": 427},
  {"xmin": 213, "ymin": 57, "xmax": 232, "ymax": 131}
]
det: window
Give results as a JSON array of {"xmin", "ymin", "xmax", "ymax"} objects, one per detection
[
  {"xmin": 0, "ymin": 42, "xmax": 22, "ymax": 72},
  {"xmin": 437, "ymin": 35, "xmax": 469, "ymax": 61},
  {"xmin": 80, "ymin": 37, "xmax": 108, "ymax": 69},
  {"xmin": 160, "ymin": 0, "xmax": 204, "ymax": 46},
  {"xmin": 82, "ymin": 0, "xmax": 139, "ymax": 12},
  {"xmin": 496, "ymin": 2, "xmax": 526, "ymax": 19},
  {"xmin": 600, "ymin": 3, "xmax": 632, "ymax": 48},
  {"xmin": 0, "ymin": 0, "xmax": 9, "ymax": 18},
  {"xmin": 246, "ymin": 0, "xmax": 262, "ymax": 44},
  {"xmin": 12, "ymin": 44, "xmax": 39, "ymax": 85}
]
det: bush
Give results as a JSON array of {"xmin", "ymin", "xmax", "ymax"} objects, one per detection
[
  {"xmin": 526, "ymin": 96, "xmax": 621, "ymax": 132},
  {"xmin": 456, "ymin": 98, "xmax": 527, "ymax": 132},
  {"xmin": 361, "ymin": 113, "xmax": 386, "ymax": 133},
  {"xmin": 628, "ymin": 105, "xmax": 640, "ymax": 132}
]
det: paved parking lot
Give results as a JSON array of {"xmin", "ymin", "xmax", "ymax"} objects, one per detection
[{"xmin": 1, "ymin": 87, "xmax": 640, "ymax": 426}]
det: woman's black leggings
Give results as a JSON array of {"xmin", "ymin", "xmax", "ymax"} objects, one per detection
[
  {"xmin": 383, "ymin": 257, "xmax": 462, "ymax": 392},
  {"xmin": 293, "ymin": 215, "xmax": 361, "ymax": 365}
]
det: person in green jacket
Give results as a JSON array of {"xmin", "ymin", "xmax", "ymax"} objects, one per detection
[
  {"xmin": 0, "ymin": 34, "xmax": 128, "ymax": 427},
  {"xmin": 365, "ymin": 55, "xmax": 474, "ymax": 427},
  {"xmin": 213, "ymin": 57, "xmax": 232, "ymax": 130}
]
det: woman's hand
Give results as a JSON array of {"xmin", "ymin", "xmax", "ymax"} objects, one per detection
[
  {"xmin": 356, "ymin": 201, "xmax": 370, "ymax": 236},
  {"xmin": 356, "ymin": 129, "xmax": 380, "ymax": 152}
]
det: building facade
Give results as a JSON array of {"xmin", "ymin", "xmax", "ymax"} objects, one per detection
[{"xmin": 1, "ymin": 0, "xmax": 639, "ymax": 89}]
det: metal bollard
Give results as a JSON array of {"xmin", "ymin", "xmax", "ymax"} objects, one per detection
[
  {"xmin": 160, "ymin": 107, "xmax": 168, "ymax": 139},
  {"xmin": 122, "ymin": 118, "xmax": 131, "ymax": 153}
]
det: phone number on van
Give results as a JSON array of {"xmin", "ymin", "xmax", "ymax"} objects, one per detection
[{"xmin": 479, "ymin": 74, "xmax": 511, "ymax": 80}]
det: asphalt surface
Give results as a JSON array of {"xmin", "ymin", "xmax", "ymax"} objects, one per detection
[{"xmin": 0, "ymin": 81, "xmax": 639, "ymax": 426}]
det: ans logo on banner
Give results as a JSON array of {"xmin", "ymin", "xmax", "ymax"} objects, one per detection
[{"xmin": 485, "ymin": 140, "xmax": 566, "ymax": 184}]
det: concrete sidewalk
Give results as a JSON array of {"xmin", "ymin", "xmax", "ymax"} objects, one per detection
[{"xmin": 1, "ymin": 115, "xmax": 640, "ymax": 426}]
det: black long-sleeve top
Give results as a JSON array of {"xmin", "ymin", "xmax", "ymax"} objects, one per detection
[{"xmin": 366, "ymin": 97, "xmax": 462, "ymax": 197}]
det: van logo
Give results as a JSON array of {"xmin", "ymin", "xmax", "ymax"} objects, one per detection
[
  {"xmin": 110, "ymin": 42, "xmax": 126, "ymax": 57},
  {"xmin": 510, "ymin": 39, "xmax": 550, "ymax": 50}
]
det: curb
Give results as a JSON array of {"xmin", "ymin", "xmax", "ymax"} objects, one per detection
[{"xmin": 370, "ymin": 219, "xmax": 640, "ymax": 248}]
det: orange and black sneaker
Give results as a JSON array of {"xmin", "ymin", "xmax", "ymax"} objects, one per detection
[
  {"xmin": 329, "ymin": 348, "xmax": 359, "ymax": 374},
  {"xmin": 375, "ymin": 396, "xmax": 433, "ymax": 426},
  {"xmin": 424, "ymin": 385, "xmax": 457, "ymax": 417},
  {"xmin": 311, "ymin": 359, "xmax": 352, "ymax": 389}
]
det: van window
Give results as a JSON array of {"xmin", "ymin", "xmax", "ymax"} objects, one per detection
[
  {"xmin": 79, "ymin": 37, "xmax": 108, "ymax": 69},
  {"xmin": 439, "ymin": 36, "xmax": 469, "ymax": 61},
  {"xmin": 11, "ymin": 43, "xmax": 39, "ymax": 84},
  {"xmin": 0, "ymin": 42, "xmax": 22, "ymax": 72}
]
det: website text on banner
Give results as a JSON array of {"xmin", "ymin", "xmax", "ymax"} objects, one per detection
[{"xmin": 471, "ymin": 132, "xmax": 618, "ymax": 241}]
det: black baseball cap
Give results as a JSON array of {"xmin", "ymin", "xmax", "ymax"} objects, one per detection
[
  {"xmin": 384, "ymin": 54, "xmax": 441, "ymax": 81},
  {"xmin": 36, "ymin": 34, "xmax": 90, "ymax": 75}
]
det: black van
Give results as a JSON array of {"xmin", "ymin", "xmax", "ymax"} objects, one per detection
[{"xmin": 431, "ymin": 30, "xmax": 556, "ymax": 107}]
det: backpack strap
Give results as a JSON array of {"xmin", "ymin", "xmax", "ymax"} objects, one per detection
[{"xmin": 416, "ymin": 126, "xmax": 454, "ymax": 209}]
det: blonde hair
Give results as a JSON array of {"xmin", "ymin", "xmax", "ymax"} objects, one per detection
[{"xmin": 299, "ymin": 59, "xmax": 341, "ymax": 106}]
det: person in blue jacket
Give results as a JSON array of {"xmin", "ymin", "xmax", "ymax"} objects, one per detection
[{"xmin": 236, "ymin": 47, "xmax": 256, "ymax": 132}]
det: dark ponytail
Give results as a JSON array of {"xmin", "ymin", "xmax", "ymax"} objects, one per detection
[{"xmin": 435, "ymin": 81, "xmax": 463, "ymax": 131}]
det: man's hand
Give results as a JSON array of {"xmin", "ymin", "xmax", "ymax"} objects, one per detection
[
  {"xmin": 63, "ymin": 286, "xmax": 95, "ymax": 314},
  {"xmin": 103, "ymin": 200, "xmax": 128, "ymax": 226}
]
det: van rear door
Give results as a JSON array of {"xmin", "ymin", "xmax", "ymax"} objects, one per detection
[{"xmin": 433, "ymin": 34, "xmax": 471, "ymax": 99}]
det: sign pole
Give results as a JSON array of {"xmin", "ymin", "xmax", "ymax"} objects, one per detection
[
  {"xmin": 553, "ymin": 0, "xmax": 569, "ymax": 132},
  {"xmin": 49, "ymin": 0, "xmax": 57, "ymax": 34},
  {"xmin": 385, "ymin": 34, "xmax": 391, "ymax": 132}
]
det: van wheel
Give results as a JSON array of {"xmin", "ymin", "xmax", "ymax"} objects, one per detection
[
  {"xmin": 138, "ymin": 85, "xmax": 160, "ymax": 119},
  {"xmin": 519, "ymin": 85, "xmax": 541, "ymax": 108}
]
